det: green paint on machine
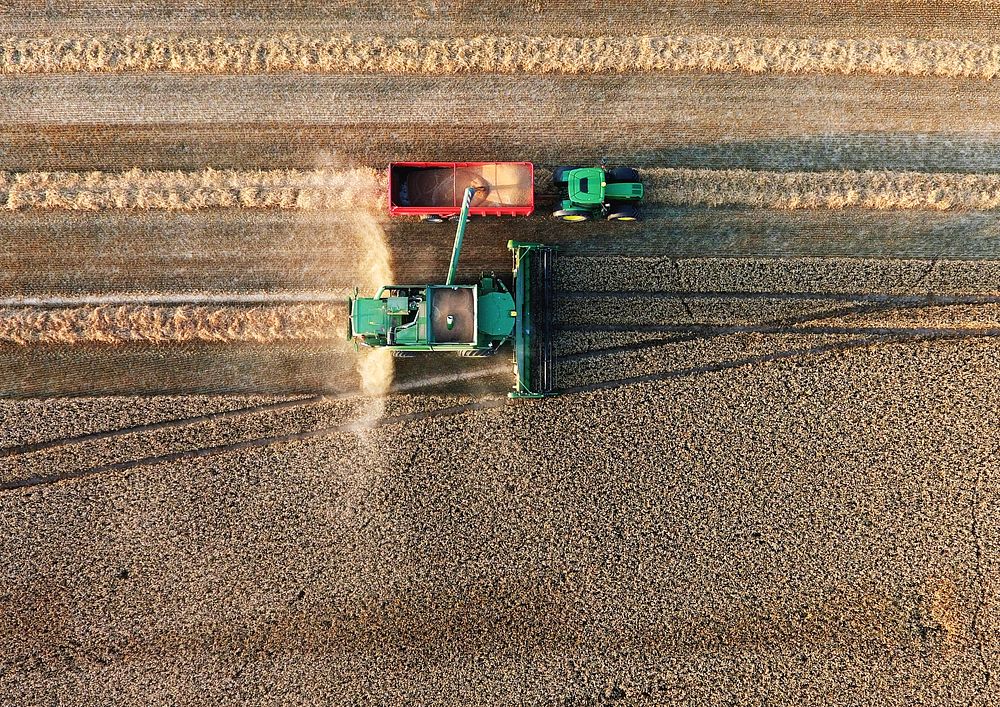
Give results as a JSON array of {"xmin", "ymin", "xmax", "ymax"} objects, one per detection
[{"xmin": 348, "ymin": 185, "xmax": 557, "ymax": 398}]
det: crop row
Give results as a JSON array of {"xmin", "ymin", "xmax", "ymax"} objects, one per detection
[
  {"xmin": 0, "ymin": 304, "xmax": 344, "ymax": 345},
  {"xmin": 6, "ymin": 167, "xmax": 1000, "ymax": 212},
  {"xmin": 3, "ymin": 34, "xmax": 1000, "ymax": 78},
  {"xmin": 0, "ymin": 167, "xmax": 383, "ymax": 211}
]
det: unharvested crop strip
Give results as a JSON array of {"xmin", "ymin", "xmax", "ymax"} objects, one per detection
[
  {"xmin": 0, "ymin": 293, "xmax": 349, "ymax": 308},
  {"xmin": 0, "ymin": 167, "xmax": 384, "ymax": 211},
  {"xmin": 5, "ymin": 34, "xmax": 1000, "ymax": 79},
  {"xmin": 0, "ymin": 304, "xmax": 344, "ymax": 345},
  {"xmin": 5, "ymin": 167, "xmax": 1000, "ymax": 212},
  {"xmin": 642, "ymin": 168, "xmax": 1000, "ymax": 211}
]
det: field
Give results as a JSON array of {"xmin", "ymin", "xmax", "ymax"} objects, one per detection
[{"xmin": 4, "ymin": 2, "xmax": 1000, "ymax": 705}]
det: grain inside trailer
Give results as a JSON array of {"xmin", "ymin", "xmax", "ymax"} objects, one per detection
[{"xmin": 389, "ymin": 161, "xmax": 534, "ymax": 219}]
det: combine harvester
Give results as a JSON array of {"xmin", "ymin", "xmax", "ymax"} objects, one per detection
[{"xmin": 349, "ymin": 184, "xmax": 556, "ymax": 399}]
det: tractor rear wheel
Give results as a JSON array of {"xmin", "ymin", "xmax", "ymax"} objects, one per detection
[
  {"xmin": 553, "ymin": 208, "xmax": 591, "ymax": 222},
  {"xmin": 552, "ymin": 166, "xmax": 580, "ymax": 187},
  {"xmin": 607, "ymin": 167, "xmax": 640, "ymax": 183},
  {"xmin": 421, "ymin": 214, "xmax": 446, "ymax": 223},
  {"xmin": 607, "ymin": 204, "xmax": 639, "ymax": 221}
]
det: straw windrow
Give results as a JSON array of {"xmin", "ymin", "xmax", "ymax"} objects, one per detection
[
  {"xmin": 0, "ymin": 304, "xmax": 345, "ymax": 345},
  {"xmin": 3, "ymin": 34, "xmax": 1000, "ymax": 78}
]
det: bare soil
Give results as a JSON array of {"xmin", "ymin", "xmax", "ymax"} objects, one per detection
[{"xmin": 4, "ymin": 3, "xmax": 1000, "ymax": 705}]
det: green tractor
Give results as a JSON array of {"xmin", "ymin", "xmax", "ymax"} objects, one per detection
[
  {"xmin": 552, "ymin": 163, "xmax": 644, "ymax": 222},
  {"xmin": 348, "ymin": 187, "xmax": 557, "ymax": 399}
]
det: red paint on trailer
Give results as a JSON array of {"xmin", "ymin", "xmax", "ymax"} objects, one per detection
[{"xmin": 388, "ymin": 161, "xmax": 535, "ymax": 218}]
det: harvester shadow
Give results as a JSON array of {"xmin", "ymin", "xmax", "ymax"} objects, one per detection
[
  {"xmin": 561, "ymin": 330, "xmax": 999, "ymax": 396},
  {"xmin": 554, "ymin": 293, "xmax": 1000, "ymax": 393},
  {"xmin": 556, "ymin": 293, "xmax": 934, "ymax": 363}
]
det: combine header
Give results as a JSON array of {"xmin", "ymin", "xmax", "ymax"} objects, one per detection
[{"xmin": 349, "ymin": 187, "xmax": 557, "ymax": 399}]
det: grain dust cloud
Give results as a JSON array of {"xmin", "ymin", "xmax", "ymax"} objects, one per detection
[{"xmin": 306, "ymin": 158, "xmax": 396, "ymax": 400}]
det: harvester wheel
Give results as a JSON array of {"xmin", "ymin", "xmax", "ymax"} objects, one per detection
[
  {"xmin": 607, "ymin": 167, "xmax": 640, "ymax": 183},
  {"xmin": 607, "ymin": 204, "xmax": 639, "ymax": 221},
  {"xmin": 552, "ymin": 166, "xmax": 579, "ymax": 187},
  {"xmin": 420, "ymin": 214, "xmax": 446, "ymax": 223},
  {"xmin": 392, "ymin": 350, "xmax": 417, "ymax": 358},
  {"xmin": 553, "ymin": 208, "xmax": 591, "ymax": 222}
]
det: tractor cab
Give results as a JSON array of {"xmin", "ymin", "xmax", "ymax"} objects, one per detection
[{"xmin": 567, "ymin": 167, "xmax": 606, "ymax": 207}]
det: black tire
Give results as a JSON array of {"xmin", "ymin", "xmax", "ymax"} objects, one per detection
[
  {"xmin": 553, "ymin": 208, "xmax": 592, "ymax": 222},
  {"xmin": 552, "ymin": 166, "xmax": 580, "ymax": 186},
  {"xmin": 421, "ymin": 214, "xmax": 445, "ymax": 223},
  {"xmin": 607, "ymin": 204, "xmax": 639, "ymax": 221},
  {"xmin": 392, "ymin": 350, "xmax": 417, "ymax": 358},
  {"xmin": 607, "ymin": 167, "xmax": 640, "ymax": 183}
]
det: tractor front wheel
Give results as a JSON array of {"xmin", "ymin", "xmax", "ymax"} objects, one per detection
[
  {"xmin": 607, "ymin": 204, "xmax": 639, "ymax": 221},
  {"xmin": 553, "ymin": 208, "xmax": 591, "ymax": 222},
  {"xmin": 607, "ymin": 166, "xmax": 640, "ymax": 183}
]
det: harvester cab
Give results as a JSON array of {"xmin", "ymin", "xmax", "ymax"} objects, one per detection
[
  {"xmin": 348, "ymin": 186, "xmax": 558, "ymax": 399},
  {"xmin": 552, "ymin": 163, "xmax": 644, "ymax": 222}
]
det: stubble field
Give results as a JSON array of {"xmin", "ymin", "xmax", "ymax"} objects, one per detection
[{"xmin": 3, "ymin": 2, "xmax": 1000, "ymax": 705}]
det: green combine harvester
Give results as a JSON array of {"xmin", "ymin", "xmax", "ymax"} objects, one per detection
[{"xmin": 348, "ymin": 187, "xmax": 557, "ymax": 399}]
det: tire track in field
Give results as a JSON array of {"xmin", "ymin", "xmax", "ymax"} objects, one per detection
[
  {"xmin": 567, "ymin": 323, "xmax": 1000, "ymax": 337},
  {"xmin": 0, "ymin": 398, "xmax": 510, "ymax": 492},
  {"xmin": 3, "ymin": 329, "xmax": 962, "ymax": 491},
  {"xmin": 0, "ymin": 365, "xmax": 510, "ymax": 463},
  {"xmin": 557, "ymin": 291, "xmax": 1000, "ymax": 305},
  {"xmin": 5, "ymin": 34, "xmax": 1000, "ymax": 79},
  {"xmin": 555, "ymin": 295, "xmax": 999, "ymax": 360},
  {"xmin": 0, "ymin": 395, "xmax": 324, "ymax": 458},
  {"xmin": 560, "ymin": 336, "xmax": 892, "ymax": 394}
]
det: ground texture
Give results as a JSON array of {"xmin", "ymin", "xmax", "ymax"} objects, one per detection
[{"xmin": 3, "ymin": 2, "xmax": 1000, "ymax": 705}]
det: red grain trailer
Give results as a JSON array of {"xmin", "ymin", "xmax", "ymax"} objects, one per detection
[{"xmin": 388, "ymin": 161, "xmax": 535, "ymax": 221}]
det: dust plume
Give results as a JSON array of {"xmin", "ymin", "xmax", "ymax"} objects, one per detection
[
  {"xmin": 304, "ymin": 160, "xmax": 396, "ymax": 399},
  {"xmin": 350, "ymin": 214, "xmax": 395, "ymax": 398}
]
